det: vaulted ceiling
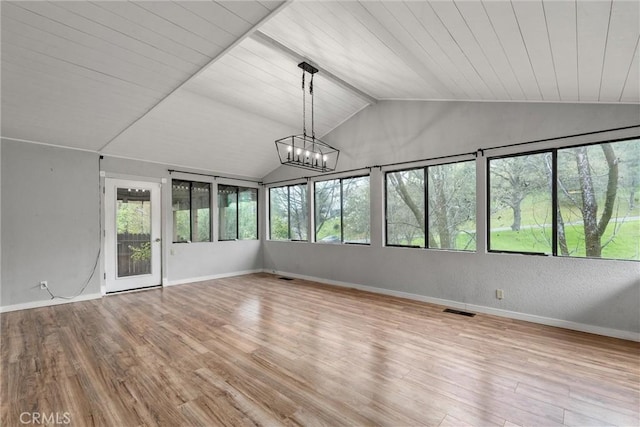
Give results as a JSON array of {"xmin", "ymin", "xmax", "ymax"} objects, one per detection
[{"xmin": 2, "ymin": 1, "xmax": 638, "ymax": 179}]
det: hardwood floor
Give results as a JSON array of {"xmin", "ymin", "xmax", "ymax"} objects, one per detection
[{"xmin": 2, "ymin": 273, "xmax": 639, "ymax": 426}]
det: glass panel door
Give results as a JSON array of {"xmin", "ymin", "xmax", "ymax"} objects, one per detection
[
  {"xmin": 105, "ymin": 179, "xmax": 161, "ymax": 293},
  {"xmin": 116, "ymin": 187, "xmax": 152, "ymax": 277}
]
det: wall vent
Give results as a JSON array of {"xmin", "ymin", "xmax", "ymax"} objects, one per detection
[{"xmin": 443, "ymin": 308, "xmax": 476, "ymax": 317}]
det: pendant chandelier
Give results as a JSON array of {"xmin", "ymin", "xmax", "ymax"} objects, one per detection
[{"xmin": 275, "ymin": 62, "xmax": 339, "ymax": 172}]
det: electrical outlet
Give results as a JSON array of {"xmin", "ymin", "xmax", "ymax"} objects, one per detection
[
  {"xmin": 496, "ymin": 289, "xmax": 504, "ymax": 300},
  {"xmin": 40, "ymin": 281, "xmax": 48, "ymax": 290}
]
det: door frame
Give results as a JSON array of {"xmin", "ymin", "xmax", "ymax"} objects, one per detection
[{"xmin": 103, "ymin": 177, "xmax": 163, "ymax": 294}]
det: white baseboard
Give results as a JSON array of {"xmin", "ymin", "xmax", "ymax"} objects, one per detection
[
  {"xmin": 165, "ymin": 269, "xmax": 263, "ymax": 287},
  {"xmin": 268, "ymin": 270, "xmax": 640, "ymax": 342},
  {"xmin": 0, "ymin": 293, "xmax": 102, "ymax": 313},
  {"xmin": 0, "ymin": 270, "xmax": 262, "ymax": 313}
]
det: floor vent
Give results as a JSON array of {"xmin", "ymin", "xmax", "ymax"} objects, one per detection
[
  {"xmin": 443, "ymin": 308, "xmax": 476, "ymax": 317},
  {"xmin": 278, "ymin": 277, "xmax": 294, "ymax": 281}
]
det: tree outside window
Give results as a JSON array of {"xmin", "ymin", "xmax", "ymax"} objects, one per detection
[
  {"xmin": 557, "ymin": 139, "xmax": 639, "ymax": 260},
  {"xmin": 172, "ymin": 180, "xmax": 211, "ymax": 243},
  {"xmin": 489, "ymin": 154, "xmax": 552, "ymax": 254},
  {"xmin": 488, "ymin": 138, "xmax": 639, "ymax": 261},
  {"xmin": 269, "ymin": 184, "xmax": 308, "ymax": 241},
  {"xmin": 315, "ymin": 176, "xmax": 370, "ymax": 244},
  {"xmin": 218, "ymin": 185, "xmax": 258, "ymax": 241},
  {"xmin": 386, "ymin": 160, "xmax": 476, "ymax": 251}
]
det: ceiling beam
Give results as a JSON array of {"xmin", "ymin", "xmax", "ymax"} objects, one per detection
[
  {"xmin": 252, "ymin": 30, "xmax": 379, "ymax": 105},
  {"xmin": 98, "ymin": 1, "xmax": 294, "ymax": 153}
]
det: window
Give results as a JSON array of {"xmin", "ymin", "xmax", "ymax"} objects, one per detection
[
  {"xmin": 556, "ymin": 139, "xmax": 639, "ymax": 260},
  {"xmin": 488, "ymin": 153, "xmax": 552, "ymax": 254},
  {"xmin": 428, "ymin": 162, "xmax": 477, "ymax": 250},
  {"xmin": 386, "ymin": 169, "xmax": 425, "ymax": 247},
  {"xmin": 488, "ymin": 137, "xmax": 639, "ymax": 261},
  {"xmin": 269, "ymin": 184, "xmax": 308, "ymax": 241},
  {"xmin": 218, "ymin": 185, "xmax": 258, "ymax": 240},
  {"xmin": 385, "ymin": 160, "xmax": 476, "ymax": 251},
  {"xmin": 239, "ymin": 188, "xmax": 258, "ymax": 239},
  {"xmin": 315, "ymin": 176, "xmax": 370, "ymax": 244},
  {"xmin": 315, "ymin": 179, "xmax": 341, "ymax": 243},
  {"xmin": 218, "ymin": 185, "xmax": 237, "ymax": 240},
  {"xmin": 172, "ymin": 180, "xmax": 211, "ymax": 243},
  {"xmin": 270, "ymin": 186, "xmax": 289, "ymax": 240},
  {"xmin": 342, "ymin": 176, "xmax": 370, "ymax": 243}
]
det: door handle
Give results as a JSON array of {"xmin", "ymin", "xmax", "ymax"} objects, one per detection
[{"xmin": 155, "ymin": 238, "xmax": 161, "ymax": 242}]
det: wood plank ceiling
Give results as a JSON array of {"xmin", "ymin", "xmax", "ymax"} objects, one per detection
[{"xmin": 1, "ymin": 1, "xmax": 638, "ymax": 179}]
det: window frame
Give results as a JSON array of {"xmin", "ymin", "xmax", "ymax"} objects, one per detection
[
  {"xmin": 268, "ymin": 183, "xmax": 308, "ymax": 241},
  {"xmin": 313, "ymin": 174, "xmax": 371, "ymax": 245},
  {"xmin": 384, "ymin": 166, "xmax": 425, "ymax": 249},
  {"xmin": 486, "ymin": 135, "xmax": 639, "ymax": 261},
  {"xmin": 269, "ymin": 185, "xmax": 289, "ymax": 241},
  {"xmin": 384, "ymin": 158, "xmax": 477, "ymax": 252},
  {"xmin": 171, "ymin": 179, "xmax": 212, "ymax": 243},
  {"xmin": 217, "ymin": 184, "xmax": 259, "ymax": 241},
  {"xmin": 486, "ymin": 148, "xmax": 555, "ymax": 256}
]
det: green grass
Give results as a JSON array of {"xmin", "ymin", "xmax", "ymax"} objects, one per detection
[
  {"xmin": 322, "ymin": 188, "xmax": 639, "ymax": 260},
  {"xmin": 491, "ymin": 193, "xmax": 553, "ymax": 229},
  {"xmin": 490, "ymin": 189, "xmax": 640, "ymax": 229},
  {"xmin": 491, "ymin": 219, "xmax": 639, "ymax": 261},
  {"xmin": 490, "ymin": 228, "xmax": 553, "ymax": 254},
  {"xmin": 389, "ymin": 217, "xmax": 638, "ymax": 260},
  {"xmin": 386, "ymin": 233, "xmax": 476, "ymax": 251},
  {"xmin": 562, "ymin": 219, "xmax": 640, "ymax": 260},
  {"xmin": 489, "ymin": 189, "xmax": 639, "ymax": 260},
  {"xmin": 316, "ymin": 217, "xmax": 341, "ymax": 240}
]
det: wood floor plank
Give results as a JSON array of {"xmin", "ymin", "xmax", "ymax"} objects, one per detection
[{"xmin": 1, "ymin": 273, "xmax": 638, "ymax": 426}]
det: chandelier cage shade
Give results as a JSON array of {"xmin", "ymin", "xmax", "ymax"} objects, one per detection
[
  {"xmin": 275, "ymin": 134, "xmax": 340, "ymax": 172},
  {"xmin": 275, "ymin": 61, "xmax": 340, "ymax": 173}
]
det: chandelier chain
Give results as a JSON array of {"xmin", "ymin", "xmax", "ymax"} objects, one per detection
[
  {"xmin": 302, "ymin": 71, "xmax": 306, "ymax": 137},
  {"xmin": 310, "ymin": 73, "xmax": 315, "ymax": 139}
]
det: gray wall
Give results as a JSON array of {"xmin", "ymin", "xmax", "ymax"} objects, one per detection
[
  {"xmin": 0, "ymin": 140, "xmax": 3, "ymax": 302},
  {"xmin": 0, "ymin": 141, "xmax": 262, "ymax": 308},
  {"xmin": 1, "ymin": 140, "xmax": 101, "ymax": 305},
  {"xmin": 263, "ymin": 101, "xmax": 640, "ymax": 335}
]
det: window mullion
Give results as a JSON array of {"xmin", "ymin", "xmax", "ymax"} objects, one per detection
[
  {"xmin": 486, "ymin": 158, "xmax": 492, "ymax": 253},
  {"xmin": 552, "ymin": 150, "xmax": 558, "ymax": 256},
  {"xmin": 340, "ymin": 179, "xmax": 344, "ymax": 243},
  {"xmin": 384, "ymin": 173, "xmax": 389, "ymax": 246},
  {"xmin": 189, "ymin": 182, "xmax": 194, "ymax": 242},
  {"xmin": 313, "ymin": 182, "xmax": 318, "ymax": 242},
  {"xmin": 287, "ymin": 185, "xmax": 291, "ymax": 240},
  {"xmin": 236, "ymin": 187, "xmax": 240, "ymax": 240},
  {"xmin": 424, "ymin": 167, "xmax": 429, "ymax": 249}
]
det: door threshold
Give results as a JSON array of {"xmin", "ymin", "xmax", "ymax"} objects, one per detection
[{"xmin": 106, "ymin": 284, "xmax": 162, "ymax": 295}]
